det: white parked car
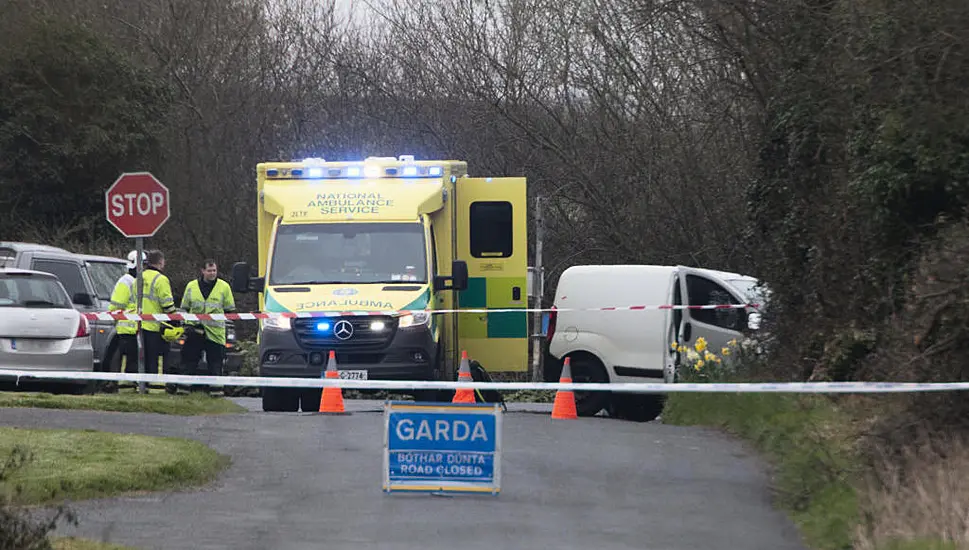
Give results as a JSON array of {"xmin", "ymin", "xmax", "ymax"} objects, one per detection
[
  {"xmin": 546, "ymin": 264, "xmax": 766, "ymax": 422},
  {"xmin": 0, "ymin": 268, "xmax": 94, "ymax": 392}
]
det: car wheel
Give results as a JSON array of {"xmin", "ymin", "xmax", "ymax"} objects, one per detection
[
  {"xmin": 262, "ymin": 387, "xmax": 299, "ymax": 412},
  {"xmin": 567, "ymin": 353, "xmax": 610, "ymax": 417}
]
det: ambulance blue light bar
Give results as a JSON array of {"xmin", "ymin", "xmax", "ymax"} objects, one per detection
[{"xmin": 263, "ymin": 157, "xmax": 446, "ymax": 179}]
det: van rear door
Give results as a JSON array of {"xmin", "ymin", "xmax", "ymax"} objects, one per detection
[{"xmin": 676, "ymin": 266, "xmax": 748, "ymax": 364}]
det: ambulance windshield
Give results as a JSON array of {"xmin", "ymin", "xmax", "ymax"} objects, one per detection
[{"xmin": 269, "ymin": 222, "xmax": 427, "ymax": 285}]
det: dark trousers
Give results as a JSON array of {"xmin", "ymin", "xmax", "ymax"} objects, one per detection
[
  {"xmin": 116, "ymin": 334, "xmax": 138, "ymax": 372},
  {"xmin": 143, "ymin": 330, "xmax": 175, "ymax": 392},
  {"xmin": 180, "ymin": 330, "xmax": 225, "ymax": 376},
  {"xmin": 115, "ymin": 334, "xmax": 139, "ymax": 388}
]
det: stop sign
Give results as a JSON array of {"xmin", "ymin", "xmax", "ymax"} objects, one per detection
[{"xmin": 105, "ymin": 172, "xmax": 170, "ymax": 238}]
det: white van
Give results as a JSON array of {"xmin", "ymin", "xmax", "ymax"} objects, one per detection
[{"xmin": 546, "ymin": 265, "xmax": 764, "ymax": 421}]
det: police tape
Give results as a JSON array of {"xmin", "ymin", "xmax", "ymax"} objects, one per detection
[
  {"xmin": 81, "ymin": 303, "xmax": 761, "ymax": 322},
  {"xmin": 1, "ymin": 369, "xmax": 968, "ymax": 393}
]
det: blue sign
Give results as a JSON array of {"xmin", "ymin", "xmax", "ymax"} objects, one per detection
[{"xmin": 383, "ymin": 402, "xmax": 502, "ymax": 495}]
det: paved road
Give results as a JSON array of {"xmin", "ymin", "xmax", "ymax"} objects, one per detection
[{"xmin": 0, "ymin": 399, "xmax": 807, "ymax": 550}]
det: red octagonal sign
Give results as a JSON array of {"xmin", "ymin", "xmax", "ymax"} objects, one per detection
[{"xmin": 105, "ymin": 172, "xmax": 171, "ymax": 238}]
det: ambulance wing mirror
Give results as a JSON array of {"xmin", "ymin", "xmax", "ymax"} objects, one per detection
[
  {"xmin": 433, "ymin": 260, "xmax": 469, "ymax": 292},
  {"xmin": 231, "ymin": 262, "xmax": 264, "ymax": 294}
]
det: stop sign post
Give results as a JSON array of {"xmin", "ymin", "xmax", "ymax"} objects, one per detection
[{"xmin": 105, "ymin": 172, "xmax": 171, "ymax": 394}]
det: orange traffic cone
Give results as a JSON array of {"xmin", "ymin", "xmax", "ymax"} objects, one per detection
[
  {"xmin": 551, "ymin": 357, "xmax": 578, "ymax": 419},
  {"xmin": 452, "ymin": 351, "xmax": 476, "ymax": 404},
  {"xmin": 318, "ymin": 351, "xmax": 347, "ymax": 414}
]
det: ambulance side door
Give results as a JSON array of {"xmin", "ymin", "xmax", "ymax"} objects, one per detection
[{"xmin": 454, "ymin": 177, "xmax": 528, "ymax": 373}]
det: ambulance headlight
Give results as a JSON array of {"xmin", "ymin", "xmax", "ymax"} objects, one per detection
[
  {"xmin": 347, "ymin": 167, "xmax": 362, "ymax": 177},
  {"xmin": 307, "ymin": 167, "xmax": 324, "ymax": 178},
  {"xmin": 262, "ymin": 317, "xmax": 291, "ymax": 331},
  {"xmin": 402, "ymin": 166, "xmax": 418, "ymax": 177},
  {"xmin": 428, "ymin": 166, "xmax": 443, "ymax": 176},
  {"xmin": 398, "ymin": 311, "xmax": 430, "ymax": 329}
]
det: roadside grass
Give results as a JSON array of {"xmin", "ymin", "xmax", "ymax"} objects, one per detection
[
  {"xmin": 51, "ymin": 537, "xmax": 136, "ymax": 550},
  {"xmin": 663, "ymin": 393, "xmax": 967, "ymax": 550},
  {"xmin": 662, "ymin": 393, "xmax": 861, "ymax": 550},
  {"xmin": 0, "ymin": 390, "xmax": 247, "ymax": 415},
  {"xmin": 0, "ymin": 427, "xmax": 230, "ymax": 505}
]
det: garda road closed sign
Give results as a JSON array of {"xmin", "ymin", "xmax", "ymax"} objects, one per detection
[{"xmin": 383, "ymin": 401, "xmax": 502, "ymax": 495}]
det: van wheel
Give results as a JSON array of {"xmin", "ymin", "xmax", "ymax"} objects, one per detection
[
  {"xmin": 262, "ymin": 387, "xmax": 299, "ymax": 412},
  {"xmin": 567, "ymin": 353, "xmax": 610, "ymax": 417},
  {"xmin": 609, "ymin": 394, "xmax": 666, "ymax": 422}
]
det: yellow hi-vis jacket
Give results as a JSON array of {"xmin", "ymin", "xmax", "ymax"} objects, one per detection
[
  {"xmin": 108, "ymin": 273, "xmax": 137, "ymax": 335},
  {"xmin": 140, "ymin": 268, "xmax": 176, "ymax": 332},
  {"xmin": 180, "ymin": 278, "xmax": 236, "ymax": 345}
]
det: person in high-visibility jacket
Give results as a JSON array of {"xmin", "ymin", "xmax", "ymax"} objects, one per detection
[
  {"xmin": 107, "ymin": 250, "xmax": 146, "ymax": 390},
  {"xmin": 180, "ymin": 259, "xmax": 236, "ymax": 393},
  {"xmin": 140, "ymin": 249, "xmax": 178, "ymax": 393}
]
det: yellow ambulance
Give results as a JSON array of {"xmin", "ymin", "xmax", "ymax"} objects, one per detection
[{"xmin": 230, "ymin": 156, "xmax": 528, "ymax": 411}]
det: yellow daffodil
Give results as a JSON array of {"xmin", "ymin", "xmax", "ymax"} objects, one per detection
[
  {"xmin": 671, "ymin": 341, "xmax": 679, "ymax": 351},
  {"xmin": 695, "ymin": 337, "xmax": 708, "ymax": 353},
  {"xmin": 704, "ymin": 351, "xmax": 716, "ymax": 362},
  {"xmin": 728, "ymin": 339, "xmax": 738, "ymax": 347},
  {"xmin": 722, "ymin": 347, "xmax": 731, "ymax": 356},
  {"xmin": 695, "ymin": 360, "xmax": 705, "ymax": 370}
]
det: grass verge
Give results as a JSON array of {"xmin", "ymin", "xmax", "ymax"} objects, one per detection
[
  {"xmin": 663, "ymin": 393, "xmax": 965, "ymax": 550},
  {"xmin": 0, "ymin": 427, "xmax": 230, "ymax": 505},
  {"xmin": 662, "ymin": 393, "xmax": 860, "ymax": 550},
  {"xmin": 51, "ymin": 537, "xmax": 136, "ymax": 549},
  {"xmin": 0, "ymin": 391, "xmax": 247, "ymax": 415}
]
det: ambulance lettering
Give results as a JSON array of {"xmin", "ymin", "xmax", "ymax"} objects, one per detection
[{"xmin": 306, "ymin": 192, "xmax": 395, "ymax": 215}]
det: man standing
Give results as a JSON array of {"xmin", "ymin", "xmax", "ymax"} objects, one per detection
[
  {"xmin": 107, "ymin": 250, "xmax": 144, "ymax": 391},
  {"xmin": 180, "ymin": 259, "xmax": 236, "ymax": 394},
  {"xmin": 140, "ymin": 249, "xmax": 178, "ymax": 393}
]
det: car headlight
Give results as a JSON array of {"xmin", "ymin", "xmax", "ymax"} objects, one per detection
[
  {"xmin": 398, "ymin": 311, "xmax": 430, "ymax": 329},
  {"xmin": 262, "ymin": 317, "xmax": 291, "ymax": 331}
]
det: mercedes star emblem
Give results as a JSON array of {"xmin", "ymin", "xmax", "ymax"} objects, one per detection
[{"xmin": 333, "ymin": 320, "xmax": 354, "ymax": 341}]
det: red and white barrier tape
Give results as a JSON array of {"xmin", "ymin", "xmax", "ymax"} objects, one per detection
[{"xmin": 82, "ymin": 303, "xmax": 760, "ymax": 322}]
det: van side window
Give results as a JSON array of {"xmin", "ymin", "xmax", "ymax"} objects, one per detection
[
  {"xmin": 685, "ymin": 274, "xmax": 742, "ymax": 330},
  {"xmin": 672, "ymin": 276, "xmax": 683, "ymax": 331},
  {"xmin": 470, "ymin": 201, "xmax": 513, "ymax": 258},
  {"xmin": 30, "ymin": 259, "xmax": 85, "ymax": 301}
]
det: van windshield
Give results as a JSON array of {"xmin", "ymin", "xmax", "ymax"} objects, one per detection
[
  {"xmin": 86, "ymin": 261, "xmax": 127, "ymax": 300},
  {"xmin": 726, "ymin": 278, "xmax": 769, "ymax": 306},
  {"xmin": 269, "ymin": 222, "xmax": 427, "ymax": 286}
]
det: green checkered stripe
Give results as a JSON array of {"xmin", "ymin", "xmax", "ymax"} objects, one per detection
[{"xmin": 458, "ymin": 277, "xmax": 528, "ymax": 338}]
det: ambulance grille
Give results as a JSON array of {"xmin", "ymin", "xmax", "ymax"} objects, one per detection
[{"xmin": 292, "ymin": 316, "xmax": 398, "ymax": 350}]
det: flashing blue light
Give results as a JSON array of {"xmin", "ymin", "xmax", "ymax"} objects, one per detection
[
  {"xmin": 316, "ymin": 322, "xmax": 331, "ymax": 331},
  {"xmin": 402, "ymin": 166, "xmax": 418, "ymax": 177},
  {"xmin": 428, "ymin": 166, "xmax": 443, "ymax": 176},
  {"xmin": 266, "ymin": 169, "xmax": 279, "ymax": 177},
  {"xmin": 291, "ymin": 168, "xmax": 304, "ymax": 177},
  {"xmin": 307, "ymin": 167, "xmax": 324, "ymax": 178},
  {"xmin": 347, "ymin": 167, "xmax": 362, "ymax": 177}
]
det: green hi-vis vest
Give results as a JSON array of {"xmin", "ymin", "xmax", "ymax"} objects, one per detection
[
  {"xmin": 108, "ymin": 273, "xmax": 137, "ymax": 335},
  {"xmin": 141, "ymin": 268, "xmax": 175, "ymax": 332},
  {"xmin": 180, "ymin": 278, "xmax": 236, "ymax": 345}
]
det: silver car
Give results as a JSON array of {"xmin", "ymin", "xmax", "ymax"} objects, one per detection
[{"xmin": 0, "ymin": 268, "xmax": 94, "ymax": 390}]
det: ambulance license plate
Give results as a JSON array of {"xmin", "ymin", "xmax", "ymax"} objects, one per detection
[{"xmin": 339, "ymin": 370, "xmax": 368, "ymax": 380}]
